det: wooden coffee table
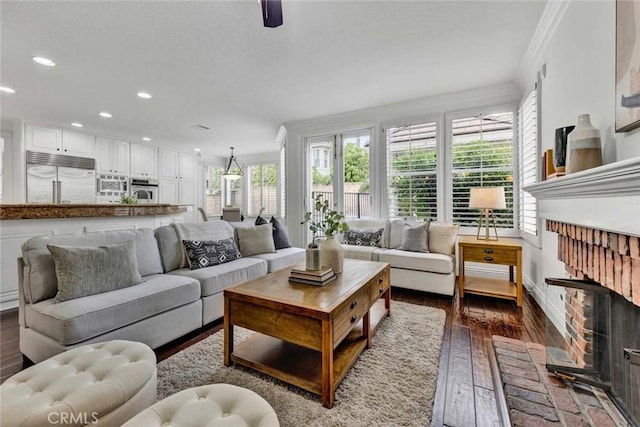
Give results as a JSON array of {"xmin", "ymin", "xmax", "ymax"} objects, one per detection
[{"xmin": 223, "ymin": 259, "xmax": 391, "ymax": 408}]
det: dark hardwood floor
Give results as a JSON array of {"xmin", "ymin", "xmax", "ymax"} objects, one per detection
[{"xmin": 0, "ymin": 287, "xmax": 547, "ymax": 426}]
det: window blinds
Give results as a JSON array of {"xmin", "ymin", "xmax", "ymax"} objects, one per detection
[
  {"xmin": 451, "ymin": 112, "xmax": 515, "ymax": 229},
  {"xmin": 385, "ymin": 121, "xmax": 438, "ymax": 219},
  {"xmin": 518, "ymin": 87, "xmax": 538, "ymax": 236}
]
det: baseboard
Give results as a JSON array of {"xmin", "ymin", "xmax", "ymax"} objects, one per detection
[
  {"xmin": 523, "ymin": 273, "xmax": 565, "ymax": 337},
  {"xmin": 0, "ymin": 290, "xmax": 19, "ymax": 311},
  {"xmin": 466, "ymin": 264, "xmax": 509, "ymax": 280}
]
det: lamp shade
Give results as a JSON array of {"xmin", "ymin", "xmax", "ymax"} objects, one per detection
[{"xmin": 469, "ymin": 187, "xmax": 506, "ymax": 209}]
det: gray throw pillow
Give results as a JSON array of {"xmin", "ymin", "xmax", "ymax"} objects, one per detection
[
  {"xmin": 236, "ymin": 223, "xmax": 276, "ymax": 256},
  {"xmin": 48, "ymin": 240, "xmax": 143, "ymax": 303},
  {"xmin": 398, "ymin": 221, "xmax": 430, "ymax": 253},
  {"xmin": 343, "ymin": 228, "xmax": 384, "ymax": 247},
  {"xmin": 182, "ymin": 238, "xmax": 242, "ymax": 270},
  {"xmin": 270, "ymin": 216, "xmax": 291, "ymax": 249}
]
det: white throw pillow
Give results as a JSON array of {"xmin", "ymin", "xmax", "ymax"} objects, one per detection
[{"xmin": 428, "ymin": 223, "xmax": 460, "ymax": 255}]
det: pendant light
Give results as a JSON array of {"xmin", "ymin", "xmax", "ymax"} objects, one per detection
[{"xmin": 222, "ymin": 147, "xmax": 243, "ymax": 180}]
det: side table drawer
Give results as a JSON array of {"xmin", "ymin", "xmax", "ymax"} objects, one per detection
[{"xmin": 463, "ymin": 246, "xmax": 517, "ymax": 265}]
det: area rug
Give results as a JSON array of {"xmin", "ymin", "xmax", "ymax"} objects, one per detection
[{"xmin": 156, "ymin": 301, "xmax": 445, "ymax": 427}]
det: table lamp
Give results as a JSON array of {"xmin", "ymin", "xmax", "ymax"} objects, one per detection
[{"xmin": 469, "ymin": 187, "xmax": 506, "ymax": 241}]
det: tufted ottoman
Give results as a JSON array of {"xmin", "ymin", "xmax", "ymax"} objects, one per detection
[
  {"xmin": 123, "ymin": 384, "xmax": 279, "ymax": 427},
  {"xmin": 1, "ymin": 340, "xmax": 157, "ymax": 426}
]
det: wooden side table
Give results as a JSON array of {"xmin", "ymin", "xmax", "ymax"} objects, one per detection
[{"xmin": 458, "ymin": 236, "xmax": 523, "ymax": 307}]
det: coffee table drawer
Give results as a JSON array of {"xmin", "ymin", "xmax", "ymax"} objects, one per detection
[
  {"xmin": 463, "ymin": 246, "xmax": 517, "ymax": 265},
  {"xmin": 333, "ymin": 287, "xmax": 369, "ymax": 346},
  {"xmin": 369, "ymin": 270, "xmax": 390, "ymax": 304}
]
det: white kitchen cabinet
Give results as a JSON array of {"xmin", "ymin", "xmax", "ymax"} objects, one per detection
[
  {"xmin": 25, "ymin": 125, "xmax": 95, "ymax": 158},
  {"xmin": 62, "ymin": 131, "xmax": 95, "ymax": 157},
  {"xmin": 159, "ymin": 149, "xmax": 179, "ymax": 179},
  {"xmin": 178, "ymin": 180, "xmax": 196, "ymax": 205},
  {"xmin": 157, "ymin": 149, "xmax": 196, "ymax": 205},
  {"xmin": 96, "ymin": 137, "xmax": 129, "ymax": 175},
  {"xmin": 159, "ymin": 179, "xmax": 179, "ymax": 204},
  {"xmin": 130, "ymin": 143, "xmax": 158, "ymax": 179},
  {"xmin": 25, "ymin": 125, "xmax": 62, "ymax": 154}
]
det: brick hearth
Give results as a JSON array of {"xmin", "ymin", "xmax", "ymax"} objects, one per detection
[
  {"xmin": 490, "ymin": 336, "xmax": 626, "ymax": 426},
  {"xmin": 546, "ymin": 220, "xmax": 640, "ymax": 306}
]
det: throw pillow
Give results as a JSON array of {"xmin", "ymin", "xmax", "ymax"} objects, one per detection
[
  {"xmin": 270, "ymin": 216, "xmax": 291, "ymax": 249},
  {"xmin": 48, "ymin": 240, "xmax": 143, "ymax": 303},
  {"xmin": 343, "ymin": 228, "xmax": 384, "ymax": 247},
  {"xmin": 398, "ymin": 221, "xmax": 430, "ymax": 253},
  {"xmin": 428, "ymin": 223, "xmax": 460, "ymax": 255},
  {"xmin": 236, "ymin": 223, "xmax": 276, "ymax": 256},
  {"xmin": 182, "ymin": 238, "xmax": 242, "ymax": 270},
  {"xmin": 255, "ymin": 215, "xmax": 268, "ymax": 226}
]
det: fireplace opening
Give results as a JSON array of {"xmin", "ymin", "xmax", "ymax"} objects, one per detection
[{"xmin": 546, "ymin": 277, "xmax": 640, "ymax": 425}]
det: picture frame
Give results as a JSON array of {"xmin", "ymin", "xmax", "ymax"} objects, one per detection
[{"xmin": 615, "ymin": 0, "xmax": 640, "ymax": 132}]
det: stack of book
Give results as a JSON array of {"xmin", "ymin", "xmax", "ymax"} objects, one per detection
[{"xmin": 289, "ymin": 265, "xmax": 336, "ymax": 286}]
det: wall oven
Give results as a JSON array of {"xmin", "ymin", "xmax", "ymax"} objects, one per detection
[{"xmin": 130, "ymin": 178, "xmax": 159, "ymax": 204}]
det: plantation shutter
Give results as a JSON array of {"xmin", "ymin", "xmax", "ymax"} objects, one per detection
[
  {"xmin": 280, "ymin": 143, "xmax": 286, "ymax": 218},
  {"xmin": 385, "ymin": 121, "xmax": 438, "ymax": 219},
  {"xmin": 519, "ymin": 87, "xmax": 538, "ymax": 236},
  {"xmin": 451, "ymin": 112, "xmax": 515, "ymax": 229}
]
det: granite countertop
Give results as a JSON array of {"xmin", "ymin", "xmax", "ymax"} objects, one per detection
[{"xmin": 0, "ymin": 204, "xmax": 188, "ymax": 220}]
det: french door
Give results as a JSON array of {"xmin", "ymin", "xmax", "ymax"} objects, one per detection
[{"xmin": 305, "ymin": 128, "xmax": 372, "ymax": 240}]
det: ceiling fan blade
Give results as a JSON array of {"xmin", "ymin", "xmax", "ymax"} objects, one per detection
[{"xmin": 262, "ymin": 0, "xmax": 283, "ymax": 28}]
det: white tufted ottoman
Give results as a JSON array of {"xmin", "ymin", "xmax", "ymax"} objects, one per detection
[
  {"xmin": 123, "ymin": 384, "xmax": 279, "ymax": 427},
  {"xmin": 1, "ymin": 340, "xmax": 157, "ymax": 426}
]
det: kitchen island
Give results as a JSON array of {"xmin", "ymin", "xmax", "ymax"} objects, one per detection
[
  {"xmin": 0, "ymin": 203, "xmax": 193, "ymax": 310},
  {"xmin": 0, "ymin": 203, "xmax": 187, "ymax": 220}
]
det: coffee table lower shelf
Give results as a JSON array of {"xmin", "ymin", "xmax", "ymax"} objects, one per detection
[{"xmin": 230, "ymin": 299, "xmax": 389, "ymax": 397}]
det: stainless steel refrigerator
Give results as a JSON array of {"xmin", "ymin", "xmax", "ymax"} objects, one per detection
[{"xmin": 26, "ymin": 151, "xmax": 97, "ymax": 204}]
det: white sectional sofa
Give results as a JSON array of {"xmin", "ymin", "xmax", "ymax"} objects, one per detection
[
  {"xmin": 341, "ymin": 219, "xmax": 459, "ymax": 296},
  {"xmin": 17, "ymin": 220, "xmax": 304, "ymax": 363}
]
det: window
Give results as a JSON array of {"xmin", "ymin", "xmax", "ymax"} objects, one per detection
[
  {"xmin": 204, "ymin": 165, "xmax": 223, "ymax": 216},
  {"xmin": 280, "ymin": 143, "xmax": 286, "ymax": 219},
  {"xmin": 518, "ymin": 86, "xmax": 538, "ymax": 237},
  {"xmin": 246, "ymin": 163, "xmax": 278, "ymax": 216},
  {"xmin": 385, "ymin": 121, "xmax": 438, "ymax": 219},
  {"xmin": 225, "ymin": 177, "xmax": 242, "ymax": 210},
  {"xmin": 450, "ymin": 112, "xmax": 515, "ymax": 230}
]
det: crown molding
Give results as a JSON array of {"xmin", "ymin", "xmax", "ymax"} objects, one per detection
[{"xmin": 514, "ymin": 0, "xmax": 571, "ymax": 90}]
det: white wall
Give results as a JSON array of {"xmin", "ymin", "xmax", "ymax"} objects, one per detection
[
  {"xmin": 515, "ymin": 1, "xmax": 640, "ymax": 332},
  {"xmin": 284, "ymin": 83, "xmax": 522, "ymax": 247}
]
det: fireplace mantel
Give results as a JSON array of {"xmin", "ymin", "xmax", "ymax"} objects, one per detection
[{"xmin": 523, "ymin": 158, "xmax": 640, "ymax": 237}]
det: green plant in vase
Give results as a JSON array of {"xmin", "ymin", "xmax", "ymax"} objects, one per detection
[{"xmin": 302, "ymin": 194, "xmax": 349, "ymax": 273}]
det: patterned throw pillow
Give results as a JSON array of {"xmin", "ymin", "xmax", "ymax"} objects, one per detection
[
  {"xmin": 342, "ymin": 228, "xmax": 384, "ymax": 247},
  {"xmin": 182, "ymin": 238, "xmax": 242, "ymax": 270}
]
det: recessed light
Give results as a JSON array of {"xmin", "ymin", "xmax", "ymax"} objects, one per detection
[
  {"xmin": 142, "ymin": 137, "xmax": 151, "ymax": 141},
  {"xmin": 193, "ymin": 148, "xmax": 201, "ymax": 152},
  {"xmin": 99, "ymin": 112, "xmax": 112, "ymax": 118},
  {"xmin": 32, "ymin": 56, "xmax": 56, "ymax": 67},
  {"xmin": 0, "ymin": 86, "xmax": 16, "ymax": 94},
  {"xmin": 137, "ymin": 91, "xmax": 152, "ymax": 99},
  {"xmin": 71, "ymin": 122, "xmax": 83, "ymax": 128}
]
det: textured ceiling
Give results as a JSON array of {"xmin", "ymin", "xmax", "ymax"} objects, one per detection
[{"xmin": 0, "ymin": 1, "xmax": 546, "ymax": 156}]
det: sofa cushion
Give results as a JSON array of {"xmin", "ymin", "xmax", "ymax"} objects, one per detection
[
  {"xmin": 183, "ymin": 238, "xmax": 242, "ymax": 270},
  {"xmin": 22, "ymin": 229, "xmax": 162, "ymax": 304},
  {"xmin": 168, "ymin": 258, "xmax": 267, "ymax": 297},
  {"xmin": 342, "ymin": 245, "xmax": 381, "ymax": 261},
  {"xmin": 48, "ymin": 241, "xmax": 143, "ymax": 303},
  {"xmin": 174, "ymin": 222, "xmax": 235, "ymax": 269},
  {"xmin": 388, "ymin": 219, "xmax": 406, "ymax": 249},
  {"xmin": 25, "ymin": 274, "xmax": 200, "ymax": 345},
  {"xmin": 270, "ymin": 217, "xmax": 292, "ymax": 249},
  {"xmin": 236, "ymin": 224, "xmax": 276, "ymax": 256},
  {"xmin": 429, "ymin": 223, "xmax": 460, "ymax": 255},
  {"xmin": 343, "ymin": 228, "xmax": 384, "ymax": 247},
  {"xmin": 398, "ymin": 221, "xmax": 430, "ymax": 253},
  {"xmin": 378, "ymin": 249, "xmax": 455, "ymax": 274},
  {"xmin": 249, "ymin": 247, "xmax": 305, "ymax": 272}
]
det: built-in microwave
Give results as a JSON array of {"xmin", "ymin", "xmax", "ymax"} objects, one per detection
[{"xmin": 97, "ymin": 176, "xmax": 128, "ymax": 194}]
